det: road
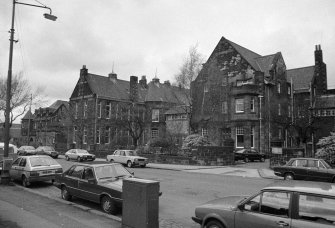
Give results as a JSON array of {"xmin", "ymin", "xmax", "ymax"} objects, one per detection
[{"xmin": 9, "ymin": 158, "xmax": 275, "ymax": 228}]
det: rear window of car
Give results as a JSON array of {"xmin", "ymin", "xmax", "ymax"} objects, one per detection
[
  {"xmin": 29, "ymin": 157, "xmax": 59, "ymax": 167},
  {"xmin": 299, "ymin": 194, "xmax": 335, "ymax": 224}
]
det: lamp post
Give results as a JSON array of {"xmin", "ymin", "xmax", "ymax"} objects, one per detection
[{"xmin": 1, "ymin": 0, "xmax": 56, "ymax": 183}]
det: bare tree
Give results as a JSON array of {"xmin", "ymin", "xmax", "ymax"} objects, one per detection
[
  {"xmin": 174, "ymin": 44, "xmax": 205, "ymax": 133},
  {"xmin": 0, "ymin": 72, "xmax": 46, "ymax": 125}
]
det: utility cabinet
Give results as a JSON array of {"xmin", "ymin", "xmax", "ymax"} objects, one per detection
[{"xmin": 122, "ymin": 178, "xmax": 159, "ymax": 228}]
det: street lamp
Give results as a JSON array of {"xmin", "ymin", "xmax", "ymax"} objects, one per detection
[{"xmin": 1, "ymin": 0, "xmax": 56, "ymax": 183}]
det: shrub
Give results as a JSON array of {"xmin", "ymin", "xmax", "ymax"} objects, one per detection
[{"xmin": 182, "ymin": 134, "xmax": 212, "ymax": 149}]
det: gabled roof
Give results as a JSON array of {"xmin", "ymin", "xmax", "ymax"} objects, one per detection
[
  {"xmin": 145, "ymin": 81, "xmax": 189, "ymax": 105},
  {"xmin": 255, "ymin": 54, "xmax": 276, "ymax": 76},
  {"xmin": 226, "ymin": 38, "xmax": 262, "ymax": 71},
  {"xmin": 22, "ymin": 109, "xmax": 34, "ymax": 120},
  {"xmin": 49, "ymin": 100, "xmax": 68, "ymax": 110},
  {"xmin": 313, "ymin": 95, "xmax": 335, "ymax": 109},
  {"xmin": 286, "ymin": 66, "xmax": 315, "ymax": 92}
]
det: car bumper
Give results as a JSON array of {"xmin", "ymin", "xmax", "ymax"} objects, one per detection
[
  {"xmin": 28, "ymin": 174, "xmax": 56, "ymax": 182},
  {"xmin": 133, "ymin": 161, "xmax": 148, "ymax": 166},
  {"xmin": 81, "ymin": 157, "xmax": 95, "ymax": 161},
  {"xmin": 191, "ymin": 216, "xmax": 202, "ymax": 225}
]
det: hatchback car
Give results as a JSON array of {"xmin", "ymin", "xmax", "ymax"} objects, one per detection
[
  {"xmin": 273, "ymin": 157, "xmax": 335, "ymax": 183},
  {"xmin": 106, "ymin": 150, "xmax": 148, "ymax": 168},
  {"xmin": 192, "ymin": 181, "xmax": 335, "ymax": 228},
  {"xmin": 36, "ymin": 146, "xmax": 59, "ymax": 158},
  {"xmin": 64, "ymin": 149, "xmax": 95, "ymax": 162},
  {"xmin": 234, "ymin": 148, "xmax": 265, "ymax": 162},
  {"xmin": 54, "ymin": 162, "xmax": 134, "ymax": 214},
  {"xmin": 17, "ymin": 145, "xmax": 37, "ymax": 156},
  {"xmin": 9, "ymin": 155, "xmax": 63, "ymax": 187}
]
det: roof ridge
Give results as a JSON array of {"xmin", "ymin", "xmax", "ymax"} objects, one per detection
[
  {"xmin": 255, "ymin": 53, "xmax": 277, "ymax": 59},
  {"xmin": 226, "ymin": 38, "xmax": 261, "ymax": 57},
  {"xmin": 287, "ymin": 65, "xmax": 315, "ymax": 71}
]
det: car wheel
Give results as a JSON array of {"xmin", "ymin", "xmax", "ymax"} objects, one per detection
[
  {"xmin": 22, "ymin": 176, "xmax": 30, "ymax": 187},
  {"xmin": 284, "ymin": 173, "xmax": 294, "ymax": 180},
  {"xmin": 66, "ymin": 156, "xmax": 70, "ymax": 161},
  {"xmin": 260, "ymin": 157, "xmax": 265, "ymax": 162},
  {"xmin": 77, "ymin": 156, "xmax": 82, "ymax": 162},
  {"xmin": 206, "ymin": 220, "xmax": 224, "ymax": 228},
  {"xmin": 244, "ymin": 157, "xmax": 249, "ymax": 163},
  {"xmin": 127, "ymin": 160, "xmax": 133, "ymax": 168},
  {"xmin": 101, "ymin": 196, "xmax": 117, "ymax": 214},
  {"xmin": 61, "ymin": 186, "xmax": 72, "ymax": 201}
]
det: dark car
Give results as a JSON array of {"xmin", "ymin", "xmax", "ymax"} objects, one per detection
[
  {"xmin": 192, "ymin": 181, "xmax": 335, "ymax": 228},
  {"xmin": 36, "ymin": 146, "xmax": 59, "ymax": 159},
  {"xmin": 17, "ymin": 146, "xmax": 37, "ymax": 156},
  {"xmin": 234, "ymin": 148, "xmax": 265, "ymax": 162},
  {"xmin": 54, "ymin": 162, "xmax": 133, "ymax": 214},
  {"xmin": 273, "ymin": 157, "xmax": 335, "ymax": 183}
]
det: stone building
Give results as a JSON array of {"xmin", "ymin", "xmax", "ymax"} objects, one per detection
[
  {"xmin": 192, "ymin": 37, "xmax": 333, "ymax": 155},
  {"xmin": 68, "ymin": 65, "xmax": 188, "ymax": 152},
  {"xmin": 191, "ymin": 37, "xmax": 290, "ymax": 154},
  {"xmin": 21, "ymin": 100, "xmax": 69, "ymax": 151}
]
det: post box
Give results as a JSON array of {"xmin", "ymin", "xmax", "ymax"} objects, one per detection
[{"xmin": 122, "ymin": 178, "xmax": 159, "ymax": 228}]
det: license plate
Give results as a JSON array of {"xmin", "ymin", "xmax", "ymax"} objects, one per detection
[{"xmin": 41, "ymin": 170, "xmax": 54, "ymax": 175}]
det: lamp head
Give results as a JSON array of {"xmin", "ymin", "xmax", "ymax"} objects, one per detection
[{"xmin": 44, "ymin": 13, "xmax": 57, "ymax": 21}]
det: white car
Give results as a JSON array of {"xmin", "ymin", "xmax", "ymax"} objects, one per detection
[
  {"xmin": 65, "ymin": 149, "xmax": 95, "ymax": 162},
  {"xmin": 106, "ymin": 150, "xmax": 148, "ymax": 168},
  {"xmin": 9, "ymin": 155, "xmax": 63, "ymax": 187}
]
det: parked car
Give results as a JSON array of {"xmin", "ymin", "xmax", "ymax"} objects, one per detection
[
  {"xmin": 234, "ymin": 148, "xmax": 265, "ymax": 162},
  {"xmin": 0, "ymin": 142, "xmax": 18, "ymax": 154},
  {"xmin": 106, "ymin": 150, "xmax": 148, "ymax": 168},
  {"xmin": 17, "ymin": 145, "xmax": 37, "ymax": 156},
  {"xmin": 9, "ymin": 155, "xmax": 63, "ymax": 187},
  {"xmin": 54, "ymin": 162, "xmax": 134, "ymax": 214},
  {"xmin": 36, "ymin": 146, "xmax": 59, "ymax": 158},
  {"xmin": 273, "ymin": 157, "xmax": 335, "ymax": 183},
  {"xmin": 192, "ymin": 180, "xmax": 335, "ymax": 228},
  {"xmin": 64, "ymin": 149, "xmax": 95, "ymax": 162}
]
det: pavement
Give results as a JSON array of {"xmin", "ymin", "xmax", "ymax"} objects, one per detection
[{"xmin": 1, "ymin": 157, "xmax": 281, "ymax": 228}]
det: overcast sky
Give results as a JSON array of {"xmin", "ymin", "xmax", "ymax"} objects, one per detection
[{"xmin": 1, "ymin": 0, "xmax": 335, "ymax": 111}]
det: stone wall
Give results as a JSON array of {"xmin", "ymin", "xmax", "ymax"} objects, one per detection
[{"xmin": 138, "ymin": 146, "xmax": 234, "ymax": 166}]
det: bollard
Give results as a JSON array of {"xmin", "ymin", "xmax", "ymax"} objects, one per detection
[{"xmin": 122, "ymin": 178, "xmax": 159, "ymax": 228}]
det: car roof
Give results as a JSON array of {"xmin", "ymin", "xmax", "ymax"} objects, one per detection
[
  {"xmin": 263, "ymin": 181, "xmax": 335, "ymax": 197},
  {"xmin": 18, "ymin": 155, "xmax": 50, "ymax": 158}
]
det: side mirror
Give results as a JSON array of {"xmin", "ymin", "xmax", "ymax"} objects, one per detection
[{"xmin": 237, "ymin": 203, "xmax": 245, "ymax": 210}]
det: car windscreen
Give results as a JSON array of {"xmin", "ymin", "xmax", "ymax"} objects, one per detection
[
  {"xmin": 30, "ymin": 157, "xmax": 59, "ymax": 167},
  {"xmin": 42, "ymin": 146, "xmax": 54, "ymax": 151},
  {"xmin": 95, "ymin": 164, "xmax": 131, "ymax": 180},
  {"xmin": 21, "ymin": 146, "xmax": 35, "ymax": 150}
]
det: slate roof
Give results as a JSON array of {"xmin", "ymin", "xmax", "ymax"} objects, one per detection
[
  {"xmin": 22, "ymin": 109, "xmax": 34, "ymax": 120},
  {"xmin": 286, "ymin": 66, "xmax": 315, "ymax": 92},
  {"xmin": 85, "ymin": 74, "xmax": 188, "ymax": 105},
  {"xmin": 313, "ymin": 95, "xmax": 335, "ymax": 109},
  {"xmin": 49, "ymin": 100, "xmax": 68, "ymax": 110}
]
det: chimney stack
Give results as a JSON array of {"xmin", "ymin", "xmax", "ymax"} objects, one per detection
[
  {"xmin": 130, "ymin": 76, "xmax": 138, "ymax": 102},
  {"xmin": 139, "ymin": 75, "xmax": 147, "ymax": 88},
  {"xmin": 108, "ymin": 72, "xmax": 117, "ymax": 82},
  {"xmin": 314, "ymin": 44, "xmax": 323, "ymax": 65}
]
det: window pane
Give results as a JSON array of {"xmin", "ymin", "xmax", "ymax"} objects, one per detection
[
  {"xmin": 299, "ymin": 194, "xmax": 335, "ymax": 224},
  {"xmin": 244, "ymin": 194, "xmax": 261, "ymax": 212},
  {"xmin": 260, "ymin": 192, "xmax": 290, "ymax": 217}
]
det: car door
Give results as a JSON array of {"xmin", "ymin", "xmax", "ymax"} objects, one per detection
[
  {"xmin": 9, "ymin": 158, "xmax": 21, "ymax": 180},
  {"xmin": 291, "ymin": 193, "xmax": 335, "ymax": 228},
  {"xmin": 235, "ymin": 191, "xmax": 292, "ymax": 228},
  {"xmin": 291, "ymin": 159, "xmax": 308, "ymax": 180},
  {"xmin": 77, "ymin": 167, "xmax": 100, "ymax": 203},
  {"xmin": 64, "ymin": 165, "xmax": 84, "ymax": 197},
  {"xmin": 112, "ymin": 151, "xmax": 120, "ymax": 163},
  {"xmin": 306, "ymin": 160, "xmax": 329, "ymax": 182},
  {"xmin": 17, "ymin": 158, "xmax": 27, "ymax": 179}
]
